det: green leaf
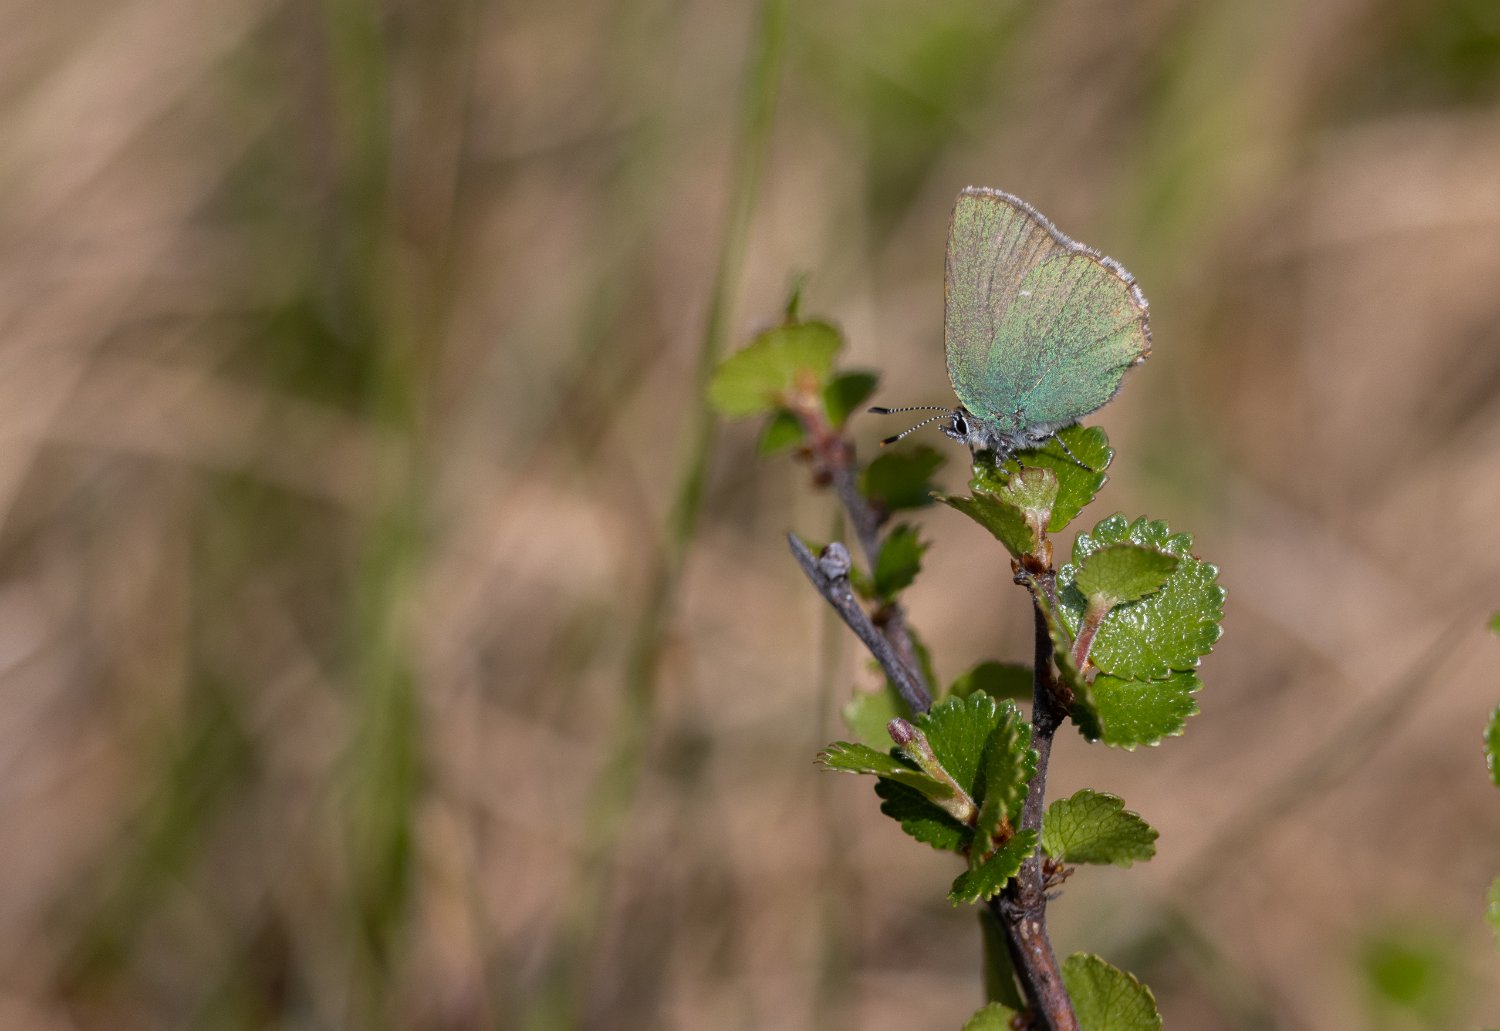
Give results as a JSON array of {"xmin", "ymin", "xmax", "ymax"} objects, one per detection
[
  {"xmin": 973, "ymin": 700, "xmax": 1036, "ymax": 853},
  {"xmin": 961, "ymin": 465, "xmax": 1060, "ymax": 558},
  {"xmin": 1042, "ymin": 790, "xmax": 1158, "ymax": 867},
  {"xmin": 822, "ymin": 370, "xmax": 879, "ymax": 428},
  {"xmin": 979, "ymin": 907, "xmax": 1026, "ymax": 1011},
  {"xmin": 757, "ymin": 409, "xmax": 805, "ymax": 455},
  {"xmin": 939, "ymin": 490, "xmax": 1037, "ymax": 559},
  {"xmin": 1001, "ymin": 424, "xmax": 1112, "ymax": 531},
  {"xmin": 950, "ymin": 660, "xmax": 1032, "ymax": 701},
  {"xmin": 949, "ymin": 830, "xmax": 1038, "ymax": 903},
  {"xmin": 817, "ymin": 740, "xmax": 960, "ymax": 805},
  {"xmin": 1073, "ymin": 544, "xmax": 1180, "ymax": 607},
  {"xmin": 874, "ymin": 693, "xmax": 1010, "ymax": 853},
  {"xmin": 917, "ymin": 693, "xmax": 1004, "ymax": 793},
  {"xmin": 962, "ymin": 1002, "xmax": 1018, "ymax": 1030},
  {"xmin": 1490, "ymin": 612, "xmax": 1500, "ymax": 637},
  {"xmin": 875, "ymin": 778, "xmax": 967, "ymax": 851},
  {"xmin": 1486, "ymin": 705, "xmax": 1499, "ymax": 788},
  {"xmin": 1062, "ymin": 953, "xmax": 1162, "ymax": 1031},
  {"xmin": 1072, "ymin": 672, "xmax": 1201, "ymax": 749},
  {"xmin": 707, "ymin": 321, "xmax": 843, "ymax": 417},
  {"xmin": 842, "ymin": 686, "xmax": 910, "ymax": 749},
  {"xmin": 873, "ymin": 524, "xmax": 926, "ymax": 598},
  {"xmin": 1487, "ymin": 876, "xmax": 1500, "ymax": 950},
  {"xmin": 860, "ymin": 446, "xmax": 945, "ymax": 514},
  {"xmin": 1058, "ymin": 515, "xmax": 1224, "ymax": 682}
]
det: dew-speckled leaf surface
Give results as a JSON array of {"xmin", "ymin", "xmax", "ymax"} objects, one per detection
[
  {"xmin": 944, "ymin": 188, "xmax": 1149, "ymax": 437},
  {"xmin": 1062, "ymin": 954, "xmax": 1162, "ymax": 1031},
  {"xmin": 1074, "ymin": 544, "xmax": 1180, "ymax": 606},
  {"xmin": 1042, "ymin": 790, "xmax": 1157, "ymax": 867},
  {"xmin": 1073, "ymin": 672, "xmax": 1201, "ymax": 749},
  {"xmin": 948, "ymin": 830, "xmax": 1037, "ymax": 904},
  {"xmin": 1059, "ymin": 515, "xmax": 1224, "ymax": 681}
]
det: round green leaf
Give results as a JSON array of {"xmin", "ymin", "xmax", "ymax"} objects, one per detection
[
  {"xmin": 707, "ymin": 321, "xmax": 843, "ymax": 417},
  {"xmin": 1058, "ymin": 515, "xmax": 1224, "ymax": 681},
  {"xmin": 1062, "ymin": 953, "xmax": 1162, "ymax": 1031},
  {"xmin": 999, "ymin": 424, "xmax": 1112, "ymax": 531},
  {"xmin": 823, "ymin": 369, "xmax": 879, "ymax": 427},
  {"xmin": 1041, "ymin": 790, "xmax": 1157, "ymax": 867},
  {"xmin": 1073, "ymin": 544, "xmax": 1180, "ymax": 606},
  {"xmin": 1073, "ymin": 672, "xmax": 1200, "ymax": 749},
  {"xmin": 860, "ymin": 446, "xmax": 945, "ymax": 514}
]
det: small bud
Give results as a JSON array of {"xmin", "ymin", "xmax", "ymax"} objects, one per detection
[
  {"xmin": 887, "ymin": 718, "xmax": 917, "ymax": 746},
  {"xmin": 817, "ymin": 541, "xmax": 851, "ymax": 579}
]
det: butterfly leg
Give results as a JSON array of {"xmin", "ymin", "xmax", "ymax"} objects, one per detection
[{"xmin": 1050, "ymin": 433, "xmax": 1092, "ymax": 471}]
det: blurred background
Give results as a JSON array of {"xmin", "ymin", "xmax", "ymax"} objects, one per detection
[{"xmin": 1, "ymin": 0, "xmax": 1499, "ymax": 1028}]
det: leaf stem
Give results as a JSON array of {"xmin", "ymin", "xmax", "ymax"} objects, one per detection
[{"xmin": 1070, "ymin": 597, "xmax": 1110, "ymax": 673}]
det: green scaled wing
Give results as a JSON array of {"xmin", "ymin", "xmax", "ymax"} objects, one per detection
[{"xmin": 943, "ymin": 188, "xmax": 1151, "ymax": 433}]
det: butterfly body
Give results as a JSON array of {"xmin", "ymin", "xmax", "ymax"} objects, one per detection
[{"xmin": 895, "ymin": 186, "xmax": 1151, "ymax": 463}]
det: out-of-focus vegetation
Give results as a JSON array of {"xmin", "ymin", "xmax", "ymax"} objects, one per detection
[{"xmin": 2, "ymin": 0, "xmax": 1499, "ymax": 1028}]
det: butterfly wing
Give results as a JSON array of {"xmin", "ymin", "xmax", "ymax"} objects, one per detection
[{"xmin": 944, "ymin": 188, "xmax": 1150, "ymax": 433}]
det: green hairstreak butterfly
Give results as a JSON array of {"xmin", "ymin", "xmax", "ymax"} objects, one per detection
[{"xmin": 873, "ymin": 187, "xmax": 1150, "ymax": 462}]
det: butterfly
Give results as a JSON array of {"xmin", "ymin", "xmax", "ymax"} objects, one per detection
[{"xmin": 873, "ymin": 187, "xmax": 1150, "ymax": 465}]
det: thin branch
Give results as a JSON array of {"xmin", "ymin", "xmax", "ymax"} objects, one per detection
[
  {"xmin": 788, "ymin": 535, "xmax": 932, "ymax": 715},
  {"xmin": 986, "ymin": 584, "xmax": 1076, "ymax": 1031},
  {"xmin": 799, "ymin": 421, "xmax": 929, "ymax": 704}
]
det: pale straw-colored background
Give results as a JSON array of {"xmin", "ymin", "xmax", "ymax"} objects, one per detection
[{"xmin": 1, "ymin": 0, "xmax": 1498, "ymax": 1028}]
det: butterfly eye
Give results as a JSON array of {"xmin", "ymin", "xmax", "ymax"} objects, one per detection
[{"xmin": 952, "ymin": 412, "xmax": 968, "ymax": 435}]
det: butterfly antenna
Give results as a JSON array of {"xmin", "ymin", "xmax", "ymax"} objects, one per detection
[
  {"xmin": 877, "ymin": 411, "xmax": 949, "ymax": 446},
  {"xmin": 868, "ymin": 405, "xmax": 951, "ymax": 415}
]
